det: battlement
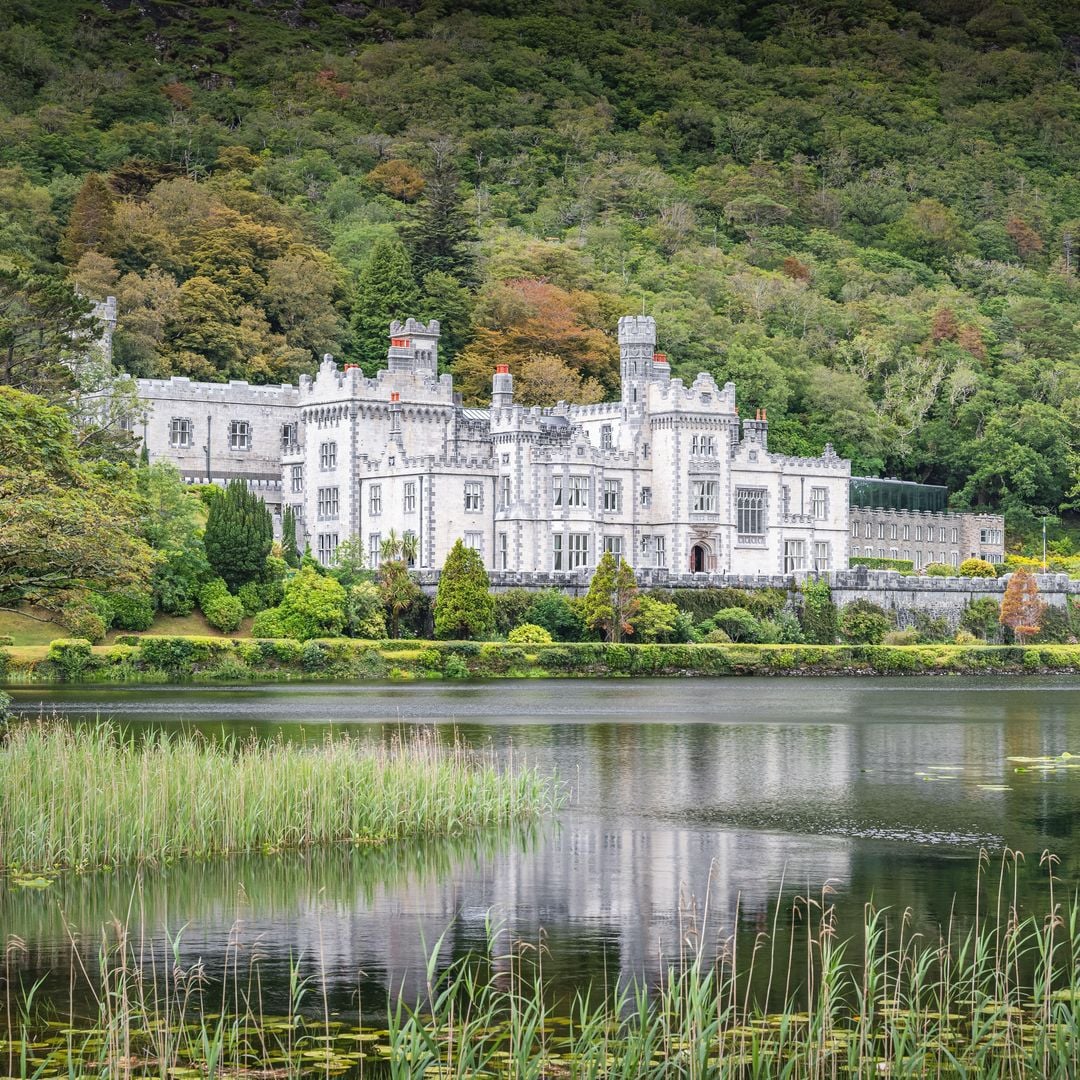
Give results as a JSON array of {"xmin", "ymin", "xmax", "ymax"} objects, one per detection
[
  {"xmin": 137, "ymin": 376, "xmax": 299, "ymax": 404},
  {"xmin": 617, "ymin": 315, "xmax": 657, "ymax": 346}
]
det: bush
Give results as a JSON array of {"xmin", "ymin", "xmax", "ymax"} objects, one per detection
[
  {"xmin": 346, "ymin": 580, "xmax": 386, "ymax": 638},
  {"xmin": 494, "ymin": 589, "xmax": 536, "ymax": 636},
  {"xmin": 799, "ymin": 578, "xmax": 837, "ymax": 644},
  {"xmin": 107, "ymin": 589, "xmax": 156, "ymax": 631},
  {"xmin": 251, "ymin": 607, "xmax": 286, "ymax": 638},
  {"xmin": 924, "ymin": 563, "xmax": 952, "ymax": 577},
  {"xmin": 524, "ymin": 589, "xmax": 584, "ymax": 641},
  {"xmin": 47, "ymin": 638, "xmax": 93, "ymax": 679},
  {"xmin": 911, "ymin": 611, "xmax": 950, "ymax": 643},
  {"xmin": 630, "ymin": 596, "xmax": 680, "ymax": 642},
  {"xmin": 508, "ymin": 623, "xmax": 553, "ymax": 644},
  {"xmin": 237, "ymin": 581, "xmax": 266, "ymax": 616},
  {"xmin": 960, "ymin": 597, "xmax": 1001, "ymax": 641},
  {"xmin": 153, "ymin": 546, "xmax": 212, "ymax": 616},
  {"xmin": 443, "ymin": 653, "xmax": 470, "ymax": 679},
  {"xmin": 710, "ymin": 607, "xmax": 762, "ymax": 643},
  {"xmin": 849, "ymin": 557, "xmax": 914, "ymax": 572},
  {"xmin": 0, "ymin": 635, "xmax": 13, "ymax": 647},
  {"xmin": 839, "ymin": 600, "xmax": 892, "ymax": 644},
  {"xmin": 277, "ymin": 567, "xmax": 348, "ymax": 641},
  {"xmin": 883, "ymin": 629, "xmax": 920, "ymax": 645},
  {"xmin": 199, "ymin": 578, "xmax": 245, "ymax": 633},
  {"xmin": 703, "ymin": 628, "xmax": 731, "ymax": 644},
  {"xmin": 954, "ymin": 629, "xmax": 978, "ymax": 644},
  {"xmin": 959, "ymin": 558, "xmax": 996, "ymax": 578},
  {"xmin": 759, "ymin": 611, "xmax": 805, "ymax": 644},
  {"xmin": 62, "ymin": 609, "xmax": 107, "ymax": 643}
]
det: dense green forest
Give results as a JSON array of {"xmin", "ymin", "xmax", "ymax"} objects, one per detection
[{"xmin": 1, "ymin": 0, "xmax": 1078, "ymax": 547}]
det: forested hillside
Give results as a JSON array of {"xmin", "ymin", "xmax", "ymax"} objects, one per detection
[{"xmin": 1, "ymin": 0, "xmax": 1078, "ymax": 546}]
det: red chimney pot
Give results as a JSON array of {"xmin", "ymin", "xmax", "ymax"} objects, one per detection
[
  {"xmin": 390, "ymin": 337, "xmax": 410, "ymax": 348},
  {"xmin": 390, "ymin": 392, "xmax": 400, "ymax": 403},
  {"xmin": 653, "ymin": 352, "xmax": 668, "ymax": 364},
  {"xmin": 344, "ymin": 363, "xmax": 359, "ymax": 370},
  {"xmin": 495, "ymin": 364, "xmax": 510, "ymax": 374}
]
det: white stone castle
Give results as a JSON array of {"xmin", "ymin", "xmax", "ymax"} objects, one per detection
[{"xmin": 136, "ymin": 315, "xmax": 853, "ymax": 576}]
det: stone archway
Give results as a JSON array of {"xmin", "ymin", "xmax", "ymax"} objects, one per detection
[{"xmin": 690, "ymin": 543, "xmax": 708, "ymax": 573}]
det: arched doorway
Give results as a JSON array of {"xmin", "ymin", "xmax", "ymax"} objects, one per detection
[{"xmin": 690, "ymin": 544, "xmax": 707, "ymax": 573}]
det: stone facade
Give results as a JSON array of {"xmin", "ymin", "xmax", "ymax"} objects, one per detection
[
  {"xmin": 138, "ymin": 315, "xmax": 853, "ymax": 575},
  {"xmin": 848, "ymin": 506, "xmax": 1005, "ymax": 569}
]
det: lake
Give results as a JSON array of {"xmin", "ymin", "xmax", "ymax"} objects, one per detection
[{"xmin": 4, "ymin": 676, "xmax": 1079, "ymax": 1016}]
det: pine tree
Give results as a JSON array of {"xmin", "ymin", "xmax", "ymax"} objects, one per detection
[
  {"xmin": 583, "ymin": 553, "xmax": 639, "ymax": 642},
  {"xmin": 282, "ymin": 505, "xmax": 300, "ymax": 567},
  {"xmin": 350, "ymin": 237, "xmax": 420, "ymax": 370},
  {"xmin": 59, "ymin": 174, "xmax": 116, "ymax": 264},
  {"xmin": 203, "ymin": 480, "xmax": 273, "ymax": 592},
  {"xmin": 999, "ymin": 569, "xmax": 1043, "ymax": 643},
  {"xmin": 406, "ymin": 163, "xmax": 477, "ymax": 283},
  {"xmin": 434, "ymin": 538, "xmax": 494, "ymax": 640}
]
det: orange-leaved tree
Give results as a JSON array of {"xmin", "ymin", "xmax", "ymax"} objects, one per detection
[{"xmin": 999, "ymin": 569, "xmax": 1042, "ymax": 643}]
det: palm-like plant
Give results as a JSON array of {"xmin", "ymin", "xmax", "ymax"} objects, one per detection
[{"xmin": 379, "ymin": 529, "xmax": 421, "ymax": 637}]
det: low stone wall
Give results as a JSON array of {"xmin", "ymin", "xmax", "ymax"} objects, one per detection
[{"xmin": 829, "ymin": 568, "xmax": 1078, "ymax": 630}]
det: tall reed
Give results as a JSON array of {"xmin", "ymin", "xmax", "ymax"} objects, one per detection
[
  {"xmin": 5, "ymin": 854, "xmax": 1079, "ymax": 1078},
  {"xmin": 0, "ymin": 720, "xmax": 558, "ymax": 872}
]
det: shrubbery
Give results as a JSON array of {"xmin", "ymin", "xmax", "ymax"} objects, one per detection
[
  {"xmin": 107, "ymin": 589, "xmax": 156, "ymax": 631},
  {"xmin": 709, "ymin": 607, "xmax": 762, "ymax": 643},
  {"xmin": 958, "ymin": 558, "xmax": 997, "ymax": 578},
  {"xmin": 507, "ymin": 623, "xmax": 553, "ymax": 644},
  {"xmin": 199, "ymin": 578, "xmax": 245, "ymax": 633},
  {"xmin": 924, "ymin": 563, "xmax": 952, "ymax": 577},
  {"xmin": 838, "ymin": 600, "xmax": 892, "ymax": 644}
]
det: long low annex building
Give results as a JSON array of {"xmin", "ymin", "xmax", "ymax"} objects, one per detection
[{"xmin": 135, "ymin": 314, "xmax": 853, "ymax": 577}]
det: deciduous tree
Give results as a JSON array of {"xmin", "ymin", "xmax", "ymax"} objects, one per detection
[{"xmin": 999, "ymin": 570, "xmax": 1043, "ymax": 643}]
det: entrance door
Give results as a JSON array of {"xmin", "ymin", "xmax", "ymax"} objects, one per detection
[{"xmin": 690, "ymin": 544, "xmax": 707, "ymax": 573}]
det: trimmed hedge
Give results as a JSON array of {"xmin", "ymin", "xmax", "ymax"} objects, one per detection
[{"xmin": 2, "ymin": 637, "xmax": 1078, "ymax": 684}]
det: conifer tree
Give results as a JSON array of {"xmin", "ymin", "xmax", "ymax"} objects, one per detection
[
  {"xmin": 583, "ymin": 552, "xmax": 639, "ymax": 642},
  {"xmin": 281, "ymin": 505, "xmax": 300, "ymax": 567},
  {"xmin": 59, "ymin": 174, "xmax": 116, "ymax": 264},
  {"xmin": 434, "ymin": 538, "xmax": 494, "ymax": 639},
  {"xmin": 351, "ymin": 237, "xmax": 420, "ymax": 370},
  {"xmin": 999, "ymin": 569, "xmax": 1043, "ymax": 643},
  {"xmin": 406, "ymin": 163, "xmax": 477, "ymax": 283},
  {"xmin": 202, "ymin": 480, "xmax": 273, "ymax": 592}
]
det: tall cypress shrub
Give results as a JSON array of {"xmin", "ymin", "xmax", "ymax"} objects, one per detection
[
  {"xmin": 434, "ymin": 539, "xmax": 494, "ymax": 639},
  {"xmin": 203, "ymin": 480, "xmax": 273, "ymax": 592},
  {"xmin": 282, "ymin": 505, "xmax": 300, "ymax": 567}
]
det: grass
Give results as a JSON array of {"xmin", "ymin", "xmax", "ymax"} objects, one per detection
[
  {"xmin": 0, "ymin": 606, "xmax": 252, "ymax": 647},
  {"xmin": 4, "ymin": 854, "xmax": 1079, "ymax": 1077},
  {"xmin": 0, "ymin": 720, "xmax": 559, "ymax": 873},
  {"xmin": 0, "ymin": 608, "xmax": 65, "ymax": 646}
]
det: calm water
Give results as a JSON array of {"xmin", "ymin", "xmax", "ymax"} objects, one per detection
[{"xmin": 4, "ymin": 676, "xmax": 1080, "ymax": 1014}]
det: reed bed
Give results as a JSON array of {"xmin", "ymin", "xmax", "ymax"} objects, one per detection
[
  {"xmin": 4, "ymin": 853, "xmax": 1079, "ymax": 1077},
  {"xmin": 0, "ymin": 720, "xmax": 557, "ymax": 872}
]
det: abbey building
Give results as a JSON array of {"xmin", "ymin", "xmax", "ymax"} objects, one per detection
[{"xmin": 136, "ymin": 315, "xmax": 852, "ymax": 576}]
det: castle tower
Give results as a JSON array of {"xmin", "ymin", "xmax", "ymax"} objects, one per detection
[
  {"xmin": 618, "ymin": 315, "xmax": 656, "ymax": 405},
  {"xmin": 386, "ymin": 318, "xmax": 441, "ymax": 374}
]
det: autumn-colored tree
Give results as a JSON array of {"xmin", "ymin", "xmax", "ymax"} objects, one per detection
[
  {"xmin": 1005, "ymin": 215, "xmax": 1044, "ymax": 260},
  {"xmin": 59, "ymin": 174, "xmax": 116, "ymax": 265},
  {"xmin": 999, "ymin": 569, "xmax": 1043, "ymax": 643},
  {"xmin": 366, "ymin": 160, "xmax": 425, "ymax": 202},
  {"xmin": 931, "ymin": 307, "xmax": 959, "ymax": 343}
]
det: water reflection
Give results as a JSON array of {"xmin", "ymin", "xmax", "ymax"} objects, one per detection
[{"xmin": 4, "ymin": 676, "xmax": 1080, "ymax": 1011}]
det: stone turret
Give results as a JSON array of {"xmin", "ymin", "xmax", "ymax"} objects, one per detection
[
  {"xmin": 618, "ymin": 314, "xmax": 656, "ymax": 405},
  {"xmin": 743, "ymin": 408, "xmax": 769, "ymax": 450},
  {"xmin": 491, "ymin": 363, "xmax": 513, "ymax": 409},
  {"xmin": 387, "ymin": 318, "xmax": 440, "ymax": 374}
]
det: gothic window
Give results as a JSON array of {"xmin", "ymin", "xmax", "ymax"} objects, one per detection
[
  {"xmin": 169, "ymin": 417, "xmax": 193, "ymax": 448},
  {"xmin": 464, "ymin": 481, "xmax": 483, "ymax": 511},
  {"xmin": 600, "ymin": 424, "xmax": 613, "ymax": 450},
  {"xmin": 813, "ymin": 542, "xmax": 829, "ymax": 571},
  {"xmin": 692, "ymin": 480, "xmax": 718, "ymax": 513},
  {"xmin": 290, "ymin": 464, "xmax": 303, "ymax": 493},
  {"xmin": 851, "ymin": 521, "xmax": 859, "ymax": 538},
  {"xmin": 568, "ymin": 476, "xmax": 589, "ymax": 507},
  {"xmin": 864, "ymin": 523, "xmax": 873, "ymax": 539},
  {"xmin": 568, "ymin": 533, "xmax": 590, "ymax": 569},
  {"xmin": 736, "ymin": 488, "xmax": 766, "ymax": 535},
  {"xmin": 603, "ymin": 479, "xmax": 621, "ymax": 512},
  {"xmin": 317, "ymin": 487, "xmax": 339, "ymax": 520},
  {"xmin": 319, "ymin": 441, "xmax": 336, "ymax": 469},
  {"xmin": 939, "ymin": 527, "xmax": 947, "ymax": 542},
  {"xmin": 404, "ymin": 481, "xmax": 416, "ymax": 513},
  {"xmin": 603, "ymin": 535, "xmax": 623, "ymax": 559},
  {"xmin": 784, "ymin": 539, "xmax": 806, "ymax": 573},
  {"xmin": 316, "ymin": 533, "xmax": 338, "ymax": 566},
  {"xmin": 228, "ymin": 420, "xmax": 251, "ymax": 451},
  {"xmin": 915, "ymin": 526, "xmax": 923, "ymax": 541},
  {"xmin": 877, "ymin": 523, "xmax": 885, "ymax": 540},
  {"xmin": 369, "ymin": 484, "xmax": 382, "ymax": 515},
  {"xmin": 889, "ymin": 523, "xmax": 898, "ymax": 540},
  {"xmin": 951, "ymin": 527, "xmax": 959, "ymax": 543}
]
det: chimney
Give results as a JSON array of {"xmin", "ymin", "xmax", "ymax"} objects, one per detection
[
  {"xmin": 743, "ymin": 407, "xmax": 768, "ymax": 450},
  {"xmin": 492, "ymin": 363, "xmax": 513, "ymax": 409}
]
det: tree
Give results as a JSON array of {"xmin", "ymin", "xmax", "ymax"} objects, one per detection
[
  {"xmin": 202, "ymin": 480, "xmax": 273, "ymax": 593},
  {"xmin": 583, "ymin": 553, "xmax": 639, "ymax": 642},
  {"xmin": 420, "ymin": 270, "xmax": 474, "ymax": 369},
  {"xmin": 347, "ymin": 580, "xmax": 387, "ymax": 638},
  {"xmin": 799, "ymin": 578, "xmax": 837, "ymax": 644},
  {"xmin": 350, "ymin": 237, "xmax": 419, "ymax": 370},
  {"xmin": 0, "ymin": 269, "xmax": 96, "ymax": 402},
  {"xmin": 0, "ymin": 387, "xmax": 154, "ymax": 612},
  {"xmin": 59, "ymin": 174, "xmax": 116, "ymax": 264},
  {"xmin": 379, "ymin": 530, "xmax": 421, "ymax": 638},
  {"xmin": 1000, "ymin": 570, "xmax": 1043, "ymax": 643},
  {"xmin": 274, "ymin": 567, "xmax": 348, "ymax": 640},
  {"xmin": 282, "ymin": 505, "xmax": 300, "ymax": 567},
  {"xmin": 366, "ymin": 160, "xmax": 425, "ymax": 202},
  {"xmin": 434, "ymin": 539, "xmax": 494, "ymax": 639},
  {"xmin": 629, "ymin": 594, "xmax": 678, "ymax": 642},
  {"xmin": 406, "ymin": 162, "xmax": 476, "ymax": 281}
]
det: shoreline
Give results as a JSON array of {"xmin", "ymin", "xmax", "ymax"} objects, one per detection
[{"xmin": 3, "ymin": 636, "xmax": 1078, "ymax": 685}]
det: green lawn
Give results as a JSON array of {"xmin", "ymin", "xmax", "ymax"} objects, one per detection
[{"xmin": 0, "ymin": 607, "xmax": 252, "ymax": 647}]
